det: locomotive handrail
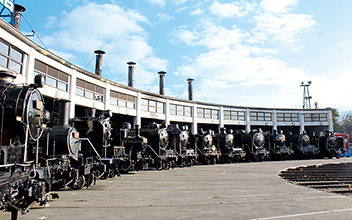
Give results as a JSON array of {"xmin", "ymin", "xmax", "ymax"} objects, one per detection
[
  {"xmin": 79, "ymin": 138, "xmax": 102, "ymax": 160},
  {"xmin": 146, "ymin": 144, "xmax": 161, "ymax": 158}
]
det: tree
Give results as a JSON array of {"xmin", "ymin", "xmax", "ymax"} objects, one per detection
[
  {"xmin": 331, "ymin": 108, "xmax": 341, "ymax": 131},
  {"xmin": 334, "ymin": 109, "xmax": 352, "ymax": 139}
]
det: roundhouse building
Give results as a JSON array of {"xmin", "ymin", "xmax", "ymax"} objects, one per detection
[{"xmin": 0, "ymin": 14, "xmax": 333, "ymax": 135}]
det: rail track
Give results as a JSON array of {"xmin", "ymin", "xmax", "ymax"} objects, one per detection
[{"xmin": 279, "ymin": 162, "xmax": 352, "ymax": 196}]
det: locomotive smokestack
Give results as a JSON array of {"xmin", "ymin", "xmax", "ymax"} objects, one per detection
[
  {"xmin": 187, "ymin": 78, "xmax": 194, "ymax": 101},
  {"xmin": 58, "ymin": 100, "xmax": 70, "ymax": 127},
  {"xmin": 94, "ymin": 50, "xmax": 105, "ymax": 76},
  {"xmin": 127, "ymin": 61, "xmax": 136, "ymax": 87},
  {"xmin": 158, "ymin": 71, "xmax": 166, "ymax": 95},
  {"xmin": 0, "ymin": 70, "xmax": 16, "ymax": 85},
  {"xmin": 11, "ymin": 4, "xmax": 26, "ymax": 30},
  {"xmin": 85, "ymin": 108, "xmax": 96, "ymax": 118}
]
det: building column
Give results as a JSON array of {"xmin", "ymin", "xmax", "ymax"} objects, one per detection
[
  {"xmin": 192, "ymin": 103, "xmax": 198, "ymax": 134},
  {"xmin": 165, "ymin": 99, "xmax": 170, "ymax": 126},
  {"xmin": 299, "ymin": 111, "xmax": 305, "ymax": 134},
  {"xmin": 25, "ymin": 48, "xmax": 36, "ymax": 85},
  {"xmin": 69, "ymin": 70, "xmax": 77, "ymax": 119},
  {"xmin": 245, "ymin": 108, "xmax": 251, "ymax": 133},
  {"xmin": 105, "ymin": 83, "xmax": 111, "ymax": 111},
  {"xmin": 219, "ymin": 106, "xmax": 224, "ymax": 133},
  {"xmin": 272, "ymin": 110, "xmax": 277, "ymax": 133},
  {"xmin": 133, "ymin": 92, "xmax": 142, "ymax": 128},
  {"xmin": 327, "ymin": 110, "xmax": 334, "ymax": 132}
]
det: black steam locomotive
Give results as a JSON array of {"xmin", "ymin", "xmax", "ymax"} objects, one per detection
[
  {"xmin": 310, "ymin": 131, "xmax": 342, "ymax": 158},
  {"xmin": 217, "ymin": 128, "xmax": 246, "ymax": 162},
  {"xmin": 167, "ymin": 124, "xmax": 197, "ymax": 167},
  {"xmin": 0, "ymin": 71, "xmax": 53, "ymax": 218},
  {"xmin": 266, "ymin": 130, "xmax": 294, "ymax": 160},
  {"xmin": 140, "ymin": 123, "xmax": 178, "ymax": 169},
  {"xmin": 286, "ymin": 132, "xmax": 319, "ymax": 158},
  {"xmin": 195, "ymin": 129, "xmax": 221, "ymax": 164},
  {"xmin": 240, "ymin": 129, "xmax": 268, "ymax": 161},
  {"xmin": 39, "ymin": 100, "xmax": 103, "ymax": 190}
]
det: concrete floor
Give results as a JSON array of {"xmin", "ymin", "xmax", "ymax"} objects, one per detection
[{"xmin": 2, "ymin": 158, "xmax": 352, "ymax": 220}]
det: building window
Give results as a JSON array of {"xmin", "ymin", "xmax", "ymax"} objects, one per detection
[
  {"xmin": 197, "ymin": 108, "xmax": 219, "ymax": 119},
  {"xmin": 110, "ymin": 90, "xmax": 136, "ymax": 109},
  {"xmin": 250, "ymin": 112, "xmax": 272, "ymax": 121},
  {"xmin": 305, "ymin": 113, "xmax": 327, "ymax": 122},
  {"xmin": 277, "ymin": 113, "xmax": 299, "ymax": 122},
  {"xmin": 34, "ymin": 60, "xmax": 70, "ymax": 92},
  {"xmin": 0, "ymin": 39, "xmax": 24, "ymax": 74},
  {"xmin": 224, "ymin": 110, "xmax": 245, "ymax": 121},
  {"xmin": 141, "ymin": 99, "xmax": 164, "ymax": 113},
  {"xmin": 76, "ymin": 78, "xmax": 105, "ymax": 102},
  {"xmin": 169, "ymin": 104, "xmax": 192, "ymax": 117}
]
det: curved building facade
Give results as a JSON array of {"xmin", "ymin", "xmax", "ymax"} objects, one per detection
[{"xmin": 0, "ymin": 17, "xmax": 333, "ymax": 134}]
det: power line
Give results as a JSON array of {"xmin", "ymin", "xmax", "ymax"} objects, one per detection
[
  {"xmin": 165, "ymin": 76, "xmax": 178, "ymax": 97},
  {"xmin": 134, "ymin": 68, "xmax": 148, "ymax": 90},
  {"xmin": 194, "ymin": 83, "xmax": 209, "ymax": 103},
  {"xmin": 83, "ymin": 56, "xmax": 95, "ymax": 70},
  {"xmin": 117, "ymin": 68, "xmax": 127, "ymax": 83},
  {"xmin": 103, "ymin": 60, "xmax": 117, "ymax": 82},
  {"xmin": 21, "ymin": 15, "xmax": 48, "ymax": 49}
]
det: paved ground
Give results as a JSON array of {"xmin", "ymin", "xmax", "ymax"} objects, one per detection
[{"xmin": 2, "ymin": 158, "xmax": 352, "ymax": 220}]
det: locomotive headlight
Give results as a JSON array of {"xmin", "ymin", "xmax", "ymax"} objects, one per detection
[
  {"xmin": 143, "ymin": 137, "xmax": 148, "ymax": 145},
  {"xmin": 211, "ymin": 145, "xmax": 216, "ymax": 152}
]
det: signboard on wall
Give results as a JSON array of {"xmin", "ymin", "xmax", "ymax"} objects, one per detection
[{"xmin": 0, "ymin": 0, "xmax": 14, "ymax": 14}]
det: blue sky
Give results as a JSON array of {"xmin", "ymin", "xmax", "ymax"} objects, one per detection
[{"xmin": 9, "ymin": 0, "xmax": 352, "ymax": 111}]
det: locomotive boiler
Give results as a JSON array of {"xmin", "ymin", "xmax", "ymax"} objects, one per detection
[
  {"xmin": 0, "ymin": 70, "xmax": 51, "ymax": 218},
  {"xmin": 217, "ymin": 128, "xmax": 246, "ymax": 162}
]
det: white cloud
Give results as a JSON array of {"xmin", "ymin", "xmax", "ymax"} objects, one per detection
[
  {"xmin": 157, "ymin": 13, "xmax": 173, "ymax": 21},
  {"xmin": 173, "ymin": 0, "xmax": 188, "ymax": 5},
  {"xmin": 41, "ymin": 2, "xmax": 165, "ymax": 87},
  {"xmin": 190, "ymin": 8, "xmax": 204, "ymax": 16},
  {"xmin": 173, "ymin": 20, "xmax": 248, "ymax": 50},
  {"xmin": 260, "ymin": 0, "xmax": 297, "ymax": 14},
  {"xmin": 209, "ymin": 1, "xmax": 253, "ymax": 19},
  {"xmin": 252, "ymin": 12, "xmax": 316, "ymax": 45},
  {"xmin": 172, "ymin": 4, "xmax": 317, "ymax": 108},
  {"xmin": 148, "ymin": 0, "xmax": 166, "ymax": 7}
]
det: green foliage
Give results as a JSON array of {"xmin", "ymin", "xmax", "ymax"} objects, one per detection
[{"xmin": 333, "ymin": 108, "xmax": 352, "ymax": 140}]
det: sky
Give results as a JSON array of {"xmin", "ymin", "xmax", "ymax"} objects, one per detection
[{"xmin": 5, "ymin": 0, "xmax": 352, "ymax": 112}]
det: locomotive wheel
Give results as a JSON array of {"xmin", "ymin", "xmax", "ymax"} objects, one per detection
[
  {"xmin": 70, "ymin": 175, "xmax": 86, "ymax": 190},
  {"xmin": 85, "ymin": 173, "xmax": 95, "ymax": 187}
]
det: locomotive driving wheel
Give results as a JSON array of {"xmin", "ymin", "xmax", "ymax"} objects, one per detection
[{"xmin": 70, "ymin": 175, "xmax": 86, "ymax": 190}]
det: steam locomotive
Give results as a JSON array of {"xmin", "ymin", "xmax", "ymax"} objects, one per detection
[
  {"xmin": 217, "ymin": 128, "xmax": 246, "ymax": 162},
  {"xmin": 40, "ymin": 100, "xmax": 104, "ymax": 190},
  {"xmin": 266, "ymin": 130, "xmax": 294, "ymax": 160},
  {"xmin": 140, "ymin": 123, "xmax": 178, "ymax": 169},
  {"xmin": 195, "ymin": 129, "xmax": 221, "ymax": 164},
  {"xmin": 168, "ymin": 125, "xmax": 197, "ymax": 167},
  {"xmin": 0, "ymin": 70, "xmax": 55, "ymax": 218},
  {"xmin": 310, "ymin": 131, "xmax": 342, "ymax": 158},
  {"xmin": 241, "ymin": 129, "xmax": 269, "ymax": 161},
  {"xmin": 286, "ymin": 132, "xmax": 320, "ymax": 158}
]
